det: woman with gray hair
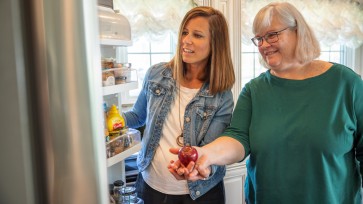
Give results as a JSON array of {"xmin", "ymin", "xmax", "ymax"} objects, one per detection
[{"xmin": 169, "ymin": 2, "xmax": 363, "ymax": 203}]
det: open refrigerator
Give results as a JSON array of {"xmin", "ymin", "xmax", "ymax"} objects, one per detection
[
  {"xmin": 0, "ymin": 0, "xmax": 140, "ymax": 204},
  {"xmin": 98, "ymin": 4, "xmax": 142, "ymax": 187}
]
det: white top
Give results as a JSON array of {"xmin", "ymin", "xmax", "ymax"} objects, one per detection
[{"xmin": 142, "ymin": 85, "xmax": 199, "ymax": 195}]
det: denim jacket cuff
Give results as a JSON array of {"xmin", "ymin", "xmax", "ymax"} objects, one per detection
[{"xmin": 203, "ymin": 165, "xmax": 217, "ymax": 180}]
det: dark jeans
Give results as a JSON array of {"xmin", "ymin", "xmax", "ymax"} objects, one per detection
[{"xmin": 135, "ymin": 173, "xmax": 225, "ymax": 204}]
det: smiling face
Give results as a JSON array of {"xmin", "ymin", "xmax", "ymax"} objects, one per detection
[
  {"xmin": 181, "ymin": 17, "xmax": 211, "ymax": 68},
  {"xmin": 257, "ymin": 18, "xmax": 298, "ymax": 71}
]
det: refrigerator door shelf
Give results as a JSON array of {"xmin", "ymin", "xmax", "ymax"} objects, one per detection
[{"xmin": 100, "ymin": 38, "xmax": 132, "ymax": 46}]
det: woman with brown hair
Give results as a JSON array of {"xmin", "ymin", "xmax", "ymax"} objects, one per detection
[{"xmin": 123, "ymin": 6, "xmax": 235, "ymax": 204}]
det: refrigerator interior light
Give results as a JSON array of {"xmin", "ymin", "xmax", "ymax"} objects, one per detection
[{"xmin": 98, "ymin": 6, "xmax": 131, "ymax": 43}]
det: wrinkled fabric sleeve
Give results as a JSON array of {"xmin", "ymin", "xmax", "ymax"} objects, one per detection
[
  {"xmin": 200, "ymin": 90, "xmax": 234, "ymax": 178},
  {"xmin": 353, "ymin": 76, "xmax": 363, "ymax": 187},
  {"xmin": 200, "ymin": 90, "xmax": 234, "ymax": 145},
  {"xmin": 123, "ymin": 66, "xmax": 153, "ymax": 128},
  {"xmin": 222, "ymin": 84, "xmax": 252, "ymax": 161}
]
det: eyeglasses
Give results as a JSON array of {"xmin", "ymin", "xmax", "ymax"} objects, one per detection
[{"xmin": 251, "ymin": 27, "xmax": 291, "ymax": 47}]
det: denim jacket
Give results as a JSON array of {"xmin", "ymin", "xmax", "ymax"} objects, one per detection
[{"xmin": 123, "ymin": 62, "xmax": 234, "ymax": 200}]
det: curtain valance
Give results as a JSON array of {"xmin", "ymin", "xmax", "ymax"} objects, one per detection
[{"xmin": 114, "ymin": 0, "xmax": 363, "ymax": 48}]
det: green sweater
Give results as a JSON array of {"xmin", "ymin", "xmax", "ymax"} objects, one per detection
[{"xmin": 224, "ymin": 63, "xmax": 363, "ymax": 204}]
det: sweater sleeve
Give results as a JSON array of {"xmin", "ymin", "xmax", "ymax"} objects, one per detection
[
  {"xmin": 353, "ymin": 76, "xmax": 363, "ymax": 186},
  {"xmin": 123, "ymin": 64, "xmax": 155, "ymax": 128},
  {"xmin": 222, "ymin": 84, "xmax": 252, "ymax": 161}
]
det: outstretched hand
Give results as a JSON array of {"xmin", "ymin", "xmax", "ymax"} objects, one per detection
[{"xmin": 167, "ymin": 147, "xmax": 211, "ymax": 182}]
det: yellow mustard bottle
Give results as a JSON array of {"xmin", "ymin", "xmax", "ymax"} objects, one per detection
[{"xmin": 106, "ymin": 104, "xmax": 125, "ymax": 133}]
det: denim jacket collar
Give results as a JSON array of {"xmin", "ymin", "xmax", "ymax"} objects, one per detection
[{"xmin": 161, "ymin": 67, "xmax": 214, "ymax": 98}]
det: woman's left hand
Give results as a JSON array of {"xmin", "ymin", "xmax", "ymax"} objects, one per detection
[{"xmin": 168, "ymin": 147, "xmax": 211, "ymax": 181}]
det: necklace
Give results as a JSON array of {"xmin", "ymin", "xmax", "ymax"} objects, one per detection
[
  {"xmin": 175, "ymin": 83, "xmax": 200, "ymax": 147},
  {"xmin": 176, "ymin": 84, "xmax": 184, "ymax": 147}
]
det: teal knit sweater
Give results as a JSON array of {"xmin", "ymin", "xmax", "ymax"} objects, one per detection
[{"xmin": 224, "ymin": 63, "xmax": 363, "ymax": 204}]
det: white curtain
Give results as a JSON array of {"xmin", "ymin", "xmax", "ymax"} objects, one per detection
[
  {"xmin": 113, "ymin": 0, "xmax": 196, "ymax": 41},
  {"xmin": 114, "ymin": 0, "xmax": 363, "ymax": 48},
  {"xmin": 242, "ymin": 0, "xmax": 363, "ymax": 48}
]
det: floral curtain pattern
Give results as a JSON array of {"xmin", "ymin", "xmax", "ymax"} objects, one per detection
[{"xmin": 113, "ymin": 0, "xmax": 363, "ymax": 48}]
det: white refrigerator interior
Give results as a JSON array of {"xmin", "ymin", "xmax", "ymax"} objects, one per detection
[{"xmin": 98, "ymin": 4, "xmax": 141, "ymax": 188}]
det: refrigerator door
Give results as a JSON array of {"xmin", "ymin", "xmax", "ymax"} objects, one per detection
[{"xmin": 0, "ymin": 0, "xmax": 108, "ymax": 204}]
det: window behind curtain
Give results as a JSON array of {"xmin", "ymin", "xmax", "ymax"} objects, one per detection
[
  {"xmin": 124, "ymin": 33, "xmax": 176, "ymax": 103},
  {"xmin": 241, "ymin": 43, "xmax": 346, "ymax": 87}
]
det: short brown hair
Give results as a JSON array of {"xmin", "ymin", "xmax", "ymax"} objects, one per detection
[{"xmin": 169, "ymin": 6, "xmax": 235, "ymax": 94}]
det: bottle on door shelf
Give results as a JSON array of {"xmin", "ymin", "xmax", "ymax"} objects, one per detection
[
  {"xmin": 107, "ymin": 104, "xmax": 126, "ymax": 137},
  {"xmin": 104, "ymin": 102, "xmax": 110, "ymax": 142}
]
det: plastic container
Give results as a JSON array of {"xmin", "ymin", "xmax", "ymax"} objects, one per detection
[
  {"xmin": 106, "ymin": 128, "xmax": 141, "ymax": 158},
  {"xmin": 102, "ymin": 57, "xmax": 116, "ymax": 69},
  {"xmin": 113, "ymin": 180, "xmax": 125, "ymax": 203},
  {"xmin": 120, "ymin": 186, "xmax": 144, "ymax": 204},
  {"xmin": 115, "ymin": 76, "xmax": 127, "ymax": 84},
  {"xmin": 114, "ymin": 68, "xmax": 132, "ymax": 83},
  {"xmin": 102, "ymin": 70, "xmax": 115, "ymax": 86},
  {"xmin": 126, "ymin": 128, "xmax": 141, "ymax": 144},
  {"xmin": 107, "ymin": 134, "xmax": 125, "ymax": 157}
]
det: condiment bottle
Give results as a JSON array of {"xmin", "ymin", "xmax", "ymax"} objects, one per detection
[{"xmin": 107, "ymin": 105, "xmax": 125, "ymax": 133}]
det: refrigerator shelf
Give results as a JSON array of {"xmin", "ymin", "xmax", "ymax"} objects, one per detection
[
  {"xmin": 102, "ymin": 81, "xmax": 138, "ymax": 95},
  {"xmin": 107, "ymin": 142, "xmax": 141, "ymax": 167},
  {"xmin": 100, "ymin": 38, "xmax": 132, "ymax": 46}
]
